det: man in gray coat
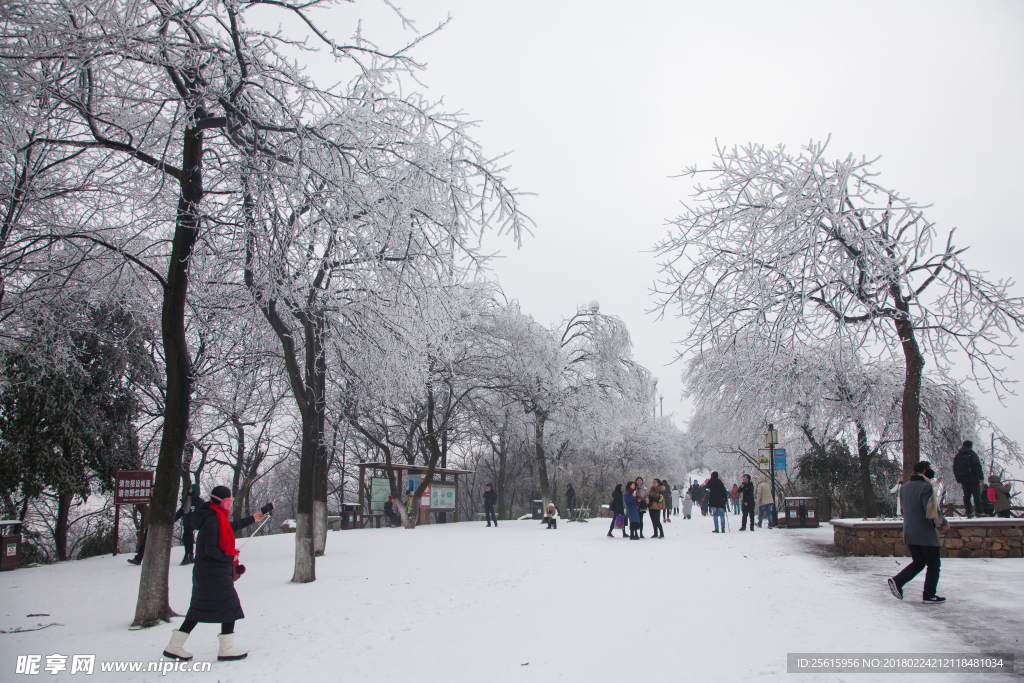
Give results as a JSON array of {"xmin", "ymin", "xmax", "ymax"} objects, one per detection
[{"xmin": 888, "ymin": 461, "xmax": 948, "ymax": 603}]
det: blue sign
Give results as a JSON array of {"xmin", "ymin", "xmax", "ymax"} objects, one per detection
[{"xmin": 775, "ymin": 455, "xmax": 787, "ymax": 471}]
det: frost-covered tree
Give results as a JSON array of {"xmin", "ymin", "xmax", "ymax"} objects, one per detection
[{"xmin": 655, "ymin": 140, "xmax": 1024, "ymax": 480}]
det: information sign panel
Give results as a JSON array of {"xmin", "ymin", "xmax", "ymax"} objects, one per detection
[
  {"xmin": 430, "ymin": 485, "xmax": 456, "ymax": 510},
  {"xmin": 114, "ymin": 471, "xmax": 154, "ymax": 505}
]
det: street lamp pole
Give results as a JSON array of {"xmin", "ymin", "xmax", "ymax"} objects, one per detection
[{"xmin": 766, "ymin": 424, "xmax": 779, "ymax": 527}]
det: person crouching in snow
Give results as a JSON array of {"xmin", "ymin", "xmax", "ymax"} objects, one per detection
[
  {"xmin": 543, "ymin": 503, "xmax": 559, "ymax": 529},
  {"xmin": 163, "ymin": 485, "xmax": 267, "ymax": 662}
]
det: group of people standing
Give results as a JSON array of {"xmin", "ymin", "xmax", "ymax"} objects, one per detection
[
  {"xmin": 684, "ymin": 473, "xmax": 776, "ymax": 531},
  {"xmin": 608, "ymin": 476, "xmax": 673, "ymax": 540}
]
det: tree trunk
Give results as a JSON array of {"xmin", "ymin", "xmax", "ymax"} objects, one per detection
[
  {"xmin": 132, "ymin": 126, "xmax": 202, "ymax": 628},
  {"xmin": 313, "ymin": 448, "xmax": 328, "ymax": 556},
  {"xmin": 497, "ymin": 447, "xmax": 507, "ymax": 521},
  {"xmin": 856, "ymin": 422, "xmax": 877, "ymax": 517},
  {"xmin": 894, "ymin": 318, "xmax": 925, "ymax": 482},
  {"xmin": 54, "ymin": 490, "xmax": 73, "ymax": 561},
  {"xmin": 292, "ymin": 410, "xmax": 319, "ymax": 582},
  {"xmin": 534, "ymin": 412, "xmax": 551, "ymax": 508}
]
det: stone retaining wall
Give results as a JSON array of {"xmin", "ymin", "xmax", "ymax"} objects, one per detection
[{"xmin": 830, "ymin": 519, "xmax": 1024, "ymax": 558}]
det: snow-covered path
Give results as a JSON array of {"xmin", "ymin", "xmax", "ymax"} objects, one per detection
[{"xmin": 2, "ymin": 514, "xmax": 1020, "ymax": 681}]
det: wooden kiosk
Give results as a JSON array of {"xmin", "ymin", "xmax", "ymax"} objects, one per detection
[{"xmin": 357, "ymin": 462, "xmax": 473, "ymax": 527}]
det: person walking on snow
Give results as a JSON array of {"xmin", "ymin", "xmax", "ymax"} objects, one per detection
[
  {"xmin": 624, "ymin": 482, "xmax": 642, "ymax": 540},
  {"xmin": 671, "ymin": 486, "xmax": 680, "ymax": 516},
  {"xmin": 756, "ymin": 475, "xmax": 774, "ymax": 528},
  {"xmin": 483, "ymin": 484, "xmax": 498, "ymax": 526},
  {"xmin": 162, "ymin": 485, "xmax": 268, "ymax": 662},
  {"xmin": 648, "ymin": 479, "xmax": 666, "ymax": 538},
  {"xmin": 682, "ymin": 492, "xmax": 693, "ymax": 519},
  {"xmin": 707, "ymin": 472, "xmax": 729, "ymax": 533},
  {"xmin": 952, "ymin": 440, "xmax": 984, "ymax": 518},
  {"xmin": 662, "ymin": 480, "xmax": 673, "ymax": 523},
  {"xmin": 174, "ymin": 484, "xmax": 201, "ymax": 565},
  {"xmin": 608, "ymin": 484, "xmax": 627, "ymax": 538},
  {"xmin": 738, "ymin": 474, "xmax": 755, "ymax": 531},
  {"xmin": 888, "ymin": 461, "xmax": 948, "ymax": 603},
  {"xmin": 987, "ymin": 474, "xmax": 1013, "ymax": 518}
]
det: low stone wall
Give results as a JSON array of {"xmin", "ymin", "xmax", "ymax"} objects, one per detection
[{"xmin": 830, "ymin": 519, "xmax": 1024, "ymax": 558}]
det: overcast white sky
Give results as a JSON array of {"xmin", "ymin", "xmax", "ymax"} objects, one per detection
[{"xmin": 300, "ymin": 1, "xmax": 1024, "ymax": 462}]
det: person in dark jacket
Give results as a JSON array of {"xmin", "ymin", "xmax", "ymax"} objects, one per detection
[
  {"xmin": 647, "ymin": 479, "xmax": 666, "ymax": 538},
  {"xmin": 608, "ymin": 484, "xmax": 627, "ymax": 538},
  {"xmin": 565, "ymin": 484, "xmax": 576, "ymax": 521},
  {"xmin": 127, "ymin": 504, "xmax": 150, "ymax": 565},
  {"xmin": 952, "ymin": 440, "xmax": 984, "ymax": 518},
  {"xmin": 889, "ymin": 462, "xmax": 948, "ymax": 603},
  {"xmin": 662, "ymin": 480, "xmax": 672, "ymax": 522},
  {"xmin": 738, "ymin": 474, "xmax": 755, "ymax": 531},
  {"xmin": 634, "ymin": 477, "xmax": 647, "ymax": 537},
  {"xmin": 707, "ymin": 472, "xmax": 729, "ymax": 533},
  {"xmin": 624, "ymin": 482, "xmax": 641, "ymax": 540},
  {"xmin": 174, "ymin": 484, "xmax": 202, "ymax": 565},
  {"xmin": 483, "ymin": 484, "xmax": 498, "ymax": 527},
  {"xmin": 162, "ymin": 485, "xmax": 266, "ymax": 663}
]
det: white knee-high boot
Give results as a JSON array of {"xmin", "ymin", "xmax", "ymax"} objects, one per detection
[
  {"xmin": 217, "ymin": 633, "xmax": 248, "ymax": 661},
  {"xmin": 162, "ymin": 630, "xmax": 193, "ymax": 661}
]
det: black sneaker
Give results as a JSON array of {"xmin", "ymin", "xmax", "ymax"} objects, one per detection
[
  {"xmin": 712, "ymin": 530, "xmax": 719, "ymax": 533},
  {"xmin": 888, "ymin": 578, "xmax": 903, "ymax": 600},
  {"xmin": 922, "ymin": 595, "xmax": 946, "ymax": 604},
  {"xmin": 127, "ymin": 557, "xmax": 142, "ymax": 565}
]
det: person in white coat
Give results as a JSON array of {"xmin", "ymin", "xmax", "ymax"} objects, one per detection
[
  {"xmin": 682, "ymin": 492, "xmax": 693, "ymax": 519},
  {"xmin": 755, "ymin": 476, "xmax": 774, "ymax": 528}
]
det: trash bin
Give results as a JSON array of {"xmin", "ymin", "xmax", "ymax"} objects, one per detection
[
  {"xmin": 1, "ymin": 521, "xmax": 22, "ymax": 571},
  {"xmin": 341, "ymin": 504, "xmax": 362, "ymax": 530},
  {"xmin": 532, "ymin": 500, "xmax": 544, "ymax": 520},
  {"xmin": 783, "ymin": 497, "xmax": 819, "ymax": 528}
]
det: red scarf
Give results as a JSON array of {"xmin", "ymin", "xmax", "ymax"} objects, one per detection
[{"xmin": 211, "ymin": 504, "xmax": 239, "ymax": 563}]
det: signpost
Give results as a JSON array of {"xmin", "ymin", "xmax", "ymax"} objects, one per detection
[
  {"xmin": 113, "ymin": 470, "xmax": 153, "ymax": 556},
  {"xmin": 369, "ymin": 477, "xmax": 390, "ymax": 512},
  {"xmin": 757, "ymin": 449, "xmax": 772, "ymax": 470},
  {"xmin": 430, "ymin": 485, "xmax": 456, "ymax": 510},
  {"xmin": 766, "ymin": 426, "xmax": 779, "ymax": 527},
  {"xmin": 775, "ymin": 448, "xmax": 787, "ymax": 471}
]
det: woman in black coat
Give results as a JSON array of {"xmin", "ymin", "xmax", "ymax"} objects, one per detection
[
  {"xmin": 163, "ymin": 485, "xmax": 265, "ymax": 663},
  {"xmin": 607, "ymin": 484, "xmax": 627, "ymax": 538}
]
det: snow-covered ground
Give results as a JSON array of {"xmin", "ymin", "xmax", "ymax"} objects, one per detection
[{"xmin": 2, "ymin": 513, "xmax": 1021, "ymax": 682}]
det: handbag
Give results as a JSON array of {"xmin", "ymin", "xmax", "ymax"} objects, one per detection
[
  {"xmin": 614, "ymin": 514, "xmax": 625, "ymax": 529},
  {"xmin": 232, "ymin": 563, "xmax": 246, "ymax": 582}
]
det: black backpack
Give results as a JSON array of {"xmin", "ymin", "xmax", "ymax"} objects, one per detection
[{"xmin": 952, "ymin": 452, "xmax": 970, "ymax": 483}]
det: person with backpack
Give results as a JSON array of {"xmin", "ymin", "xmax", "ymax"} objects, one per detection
[
  {"xmin": 952, "ymin": 440, "xmax": 984, "ymax": 518},
  {"xmin": 707, "ymin": 472, "xmax": 729, "ymax": 533},
  {"xmin": 483, "ymin": 484, "xmax": 498, "ymax": 527},
  {"xmin": 647, "ymin": 478, "xmax": 666, "ymax": 538},
  {"xmin": 608, "ymin": 484, "xmax": 627, "ymax": 538},
  {"xmin": 888, "ymin": 461, "xmax": 948, "ymax": 603},
  {"xmin": 987, "ymin": 475, "xmax": 1013, "ymax": 518}
]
